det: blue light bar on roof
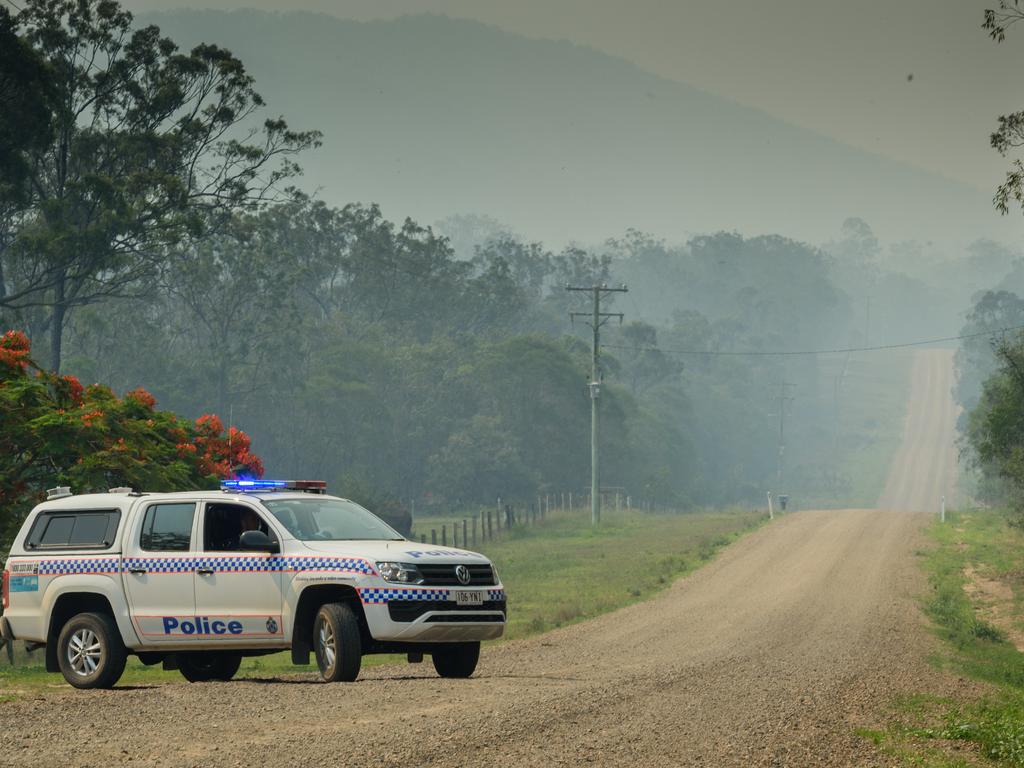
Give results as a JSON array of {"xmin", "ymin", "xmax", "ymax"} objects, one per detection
[
  {"xmin": 221, "ymin": 479, "xmax": 288, "ymax": 490},
  {"xmin": 220, "ymin": 479, "xmax": 327, "ymax": 493}
]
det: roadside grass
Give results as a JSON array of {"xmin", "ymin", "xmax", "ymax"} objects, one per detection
[
  {"xmin": 0, "ymin": 507, "xmax": 764, "ymax": 696},
  {"xmin": 868, "ymin": 509, "xmax": 1024, "ymax": 767}
]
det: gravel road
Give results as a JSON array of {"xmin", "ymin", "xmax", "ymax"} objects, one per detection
[{"xmin": 0, "ymin": 351, "xmax": 962, "ymax": 767}]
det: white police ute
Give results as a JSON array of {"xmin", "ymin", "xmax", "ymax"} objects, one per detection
[{"xmin": 0, "ymin": 480, "xmax": 506, "ymax": 688}]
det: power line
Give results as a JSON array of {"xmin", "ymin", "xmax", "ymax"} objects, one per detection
[{"xmin": 601, "ymin": 323, "xmax": 1024, "ymax": 358}]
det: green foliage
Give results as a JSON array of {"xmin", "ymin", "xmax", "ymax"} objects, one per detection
[{"xmin": 964, "ymin": 333, "xmax": 1024, "ymax": 521}]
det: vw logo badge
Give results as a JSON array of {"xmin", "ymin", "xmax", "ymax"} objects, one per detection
[
  {"xmin": 455, "ymin": 565, "xmax": 471, "ymax": 585},
  {"xmin": 266, "ymin": 617, "xmax": 279, "ymax": 634}
]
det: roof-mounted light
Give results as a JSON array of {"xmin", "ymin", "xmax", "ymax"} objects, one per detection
[{"xmin": 220, "ymin": 479, "xmax": 327, "ymax": 494}]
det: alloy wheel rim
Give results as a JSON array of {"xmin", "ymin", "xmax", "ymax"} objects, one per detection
[
  {"xmin": 67, "ymin": 628, "xmax": 102, "ymax": 676},
  {"xmin": 318, "ymin": 620, "xmax": 336, "ymax": 669}
]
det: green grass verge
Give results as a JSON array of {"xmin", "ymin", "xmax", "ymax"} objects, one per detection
[
  {"xmin": 0, "ymin": 507, "xmax": 764, "ymax": 696},
  {"xmin": 867, "ymin": 509, "xmax": 1024, "ymax": 766}
]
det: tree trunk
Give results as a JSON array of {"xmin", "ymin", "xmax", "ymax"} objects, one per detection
[{"xmin": 50, "ymin": 275, "xmax": 66, "ymax": 372}]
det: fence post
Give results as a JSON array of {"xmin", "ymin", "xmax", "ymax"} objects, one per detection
[
  {"xmin": 420, "ymin": 533, "xmax": 426, "ymax": 544},
  {"xmin": 431, "ymin": 529, "xmax": 437, "ymax": 545},
  {"xmin": 454, "ymin": 522, "xmax": 459, "ymax": 548},
  {"xmin": 442, "ymin": 525, "xmax": 447, "ymax": 546},
  {"xmin": 472, "ymin": 516, "xmax": 477, "ymax": 546},
  {"xmin": 487, "ymin": 509, "xmax": 493, "ymax": 540},
  {"xmin": 569, "ymin": 492, "xmax": 573, "ymax": 512}
]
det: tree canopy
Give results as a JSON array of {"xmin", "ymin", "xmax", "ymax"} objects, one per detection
[{"xmin": 0, "ymin": 0, "xmax": 319, "ymax": 370}]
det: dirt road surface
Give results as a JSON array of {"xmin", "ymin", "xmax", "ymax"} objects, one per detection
[
  {"xmin": 877, "ymin": 348, "xmax": 959, "ymax": 512},
  {"xmin": 1, "ymin": 350, "xmax": 961, "ymax": 767}
]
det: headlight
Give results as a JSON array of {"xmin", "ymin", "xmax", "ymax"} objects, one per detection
[{"xmin": 376, "ymin": 562, "xmax": 423, "ymax": 584}]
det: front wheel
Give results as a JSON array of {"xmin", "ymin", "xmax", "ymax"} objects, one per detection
[
  {"xmin": 314, "ymin": 602, "xmax": 362, "ymax": 682},
  {"xmin": 57, "ymin": 612, "xmax": 127, "ymax": 689},
  {"xmin": 432, "ymin": 642, "xmax": 480, "ymax": 678},
  {"xmin": 178, "ymin": 652, "xmax": 242, "ymax": 683}
]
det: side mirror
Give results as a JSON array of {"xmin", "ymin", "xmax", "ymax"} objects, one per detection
[{"xmin": 240, "ymin": 529, "xmax": 279, "ymax": 554}]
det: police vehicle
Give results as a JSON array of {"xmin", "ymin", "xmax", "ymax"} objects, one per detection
[{"xmin": 0, "ymin": 480, "xmax": 506, "ymax": 688}]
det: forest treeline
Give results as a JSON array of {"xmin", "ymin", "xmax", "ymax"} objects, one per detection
[{"xmin": 2, "ymin": 0, "xmax": 1018, "ymax": 533}]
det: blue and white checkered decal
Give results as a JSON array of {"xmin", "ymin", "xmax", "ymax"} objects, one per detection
[
  {"xmin": 121, "ymin": 557, "xmax": 195, "ymax": 573},
  {"xmin": 38, "ymin": 558, "xmax": 120, "ymax": 576},
  {"xmin": 358, "ymin": 587, "xmax": 506, "ymax": 604},
  {"xmin": 31, "ymin": 555, "xmax": 376, "ymax": 576},
  {"xmin": 359, "ymin": 588, "xmax": 449, "ymax": 604}
]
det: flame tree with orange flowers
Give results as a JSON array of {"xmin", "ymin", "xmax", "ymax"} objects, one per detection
[{"xmin": 0, "ymin": 331, "xmax": 263, "ymax": 546}]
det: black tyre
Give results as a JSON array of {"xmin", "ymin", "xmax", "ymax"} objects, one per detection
[
  {"xmin": 177, "ymin": 652, "xmax": 243, "ymax": 683},
  {"xmin": 313, "ymin": 602, "xmax": 362, "ymax": 682},
  {"xmin": 432, "ymin": 642, "xmax": 480, "ymax": 679},
  {"xmin": 57, "ymin": 612, "xmax": 127, "ymax": 689}
]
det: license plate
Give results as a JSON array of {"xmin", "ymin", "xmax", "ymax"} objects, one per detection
[{"xmin": 454, "ymin": 590, "xmax": 484, "ymax": 606}]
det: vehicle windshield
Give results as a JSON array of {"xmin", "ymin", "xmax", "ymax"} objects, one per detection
[{"xmin": 261, "ymin": 498, "xmax": 403, "ymax": 541}]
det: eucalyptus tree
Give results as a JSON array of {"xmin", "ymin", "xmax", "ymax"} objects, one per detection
[{"xmin": 0, "ymin": 0, "xmax": 319, "ymax": 370}]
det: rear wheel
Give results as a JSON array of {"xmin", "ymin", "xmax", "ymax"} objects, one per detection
[
  {"xmin": 314, "ymin": 602, "xmax": 362, "ymax": 682},
  {"xmin": 178, "ymin": 652, "xmax": 242, "ymax": 683},
  {"xmin": 57, "ymin": 612, "xmax": 127, "ymax": 689},
  {"xmin": 432, "ymin": 642, "xmax": 480, "ymax": 678}
]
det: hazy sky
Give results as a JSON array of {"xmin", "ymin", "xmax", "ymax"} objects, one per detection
[{"xmin": 120, "ymin": 0, "xmax": 1024, "ymax": 196}]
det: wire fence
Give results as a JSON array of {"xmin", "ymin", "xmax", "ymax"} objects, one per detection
[{"xmin": 408, "ymin": 491, "xmax": 695, "ymax": 549}]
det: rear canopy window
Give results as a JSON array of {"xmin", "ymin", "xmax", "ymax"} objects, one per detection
[{"xmin": 27, "ymin": 510, "xmax": 121, "ymax": 550}]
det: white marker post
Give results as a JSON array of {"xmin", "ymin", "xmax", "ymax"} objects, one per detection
[
  {"xmin": 940, "ymin": 495, "xmax": 946, "ymax": 524},
  {"xmin": 767, "ymin": 491, "xmax": 774, "ymax": 520}
]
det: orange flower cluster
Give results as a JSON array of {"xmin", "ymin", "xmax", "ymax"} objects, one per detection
[
  {"xmin": 80, "ymin": 409, "xmax": 105, "ymax": 426},
  {"xmin": 0, "ymin": 330, "xmax": 30, "ymax": 370},
  {"xmin": 125, "ymin": 387, "xmax": 157, "ymax": 409},
  {"xmin": 62, "ymin": 375, "xmax": 84, "ymax": 406},
  {"xmin": 193, "ymin": 414, "xmax": 265, "ymax": 480}
]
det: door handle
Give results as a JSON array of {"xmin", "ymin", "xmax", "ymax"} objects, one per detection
[
  {"xmin": 196, "ymin": 568, "xmax": 215, "ymax": 576},
  {"xmin": 128, "ymin": 568, "xmax": 148, "ymax": 575}
]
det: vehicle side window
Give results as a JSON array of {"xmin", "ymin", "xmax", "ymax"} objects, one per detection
[
  {"xmin": 140, "ymin": 503, "xmax": 196, "ymax": 552},
  {"xmin": 26, "ymin": 510, "xmax": 120, "ymax": 550},
  {"xmin": 204, "ymin": 504, "xmax": 274, "ymax": 552}
]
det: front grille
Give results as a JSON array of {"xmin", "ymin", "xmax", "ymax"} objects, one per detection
[
  {"xmin": 426, "ymin": 614, "xmax": 505, "ymax": 623},
  {"xmin": 417, "ymin": 563, "xmax": 496, "ymax": 586},
  {"xmin": 388, "ymin": 599, "xmax": 506, "ymax": 623}
]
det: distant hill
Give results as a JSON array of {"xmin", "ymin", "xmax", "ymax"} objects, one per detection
[{"xmin": 142, "ymin": 9, "xmax": 1021, "ymax": 247}]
